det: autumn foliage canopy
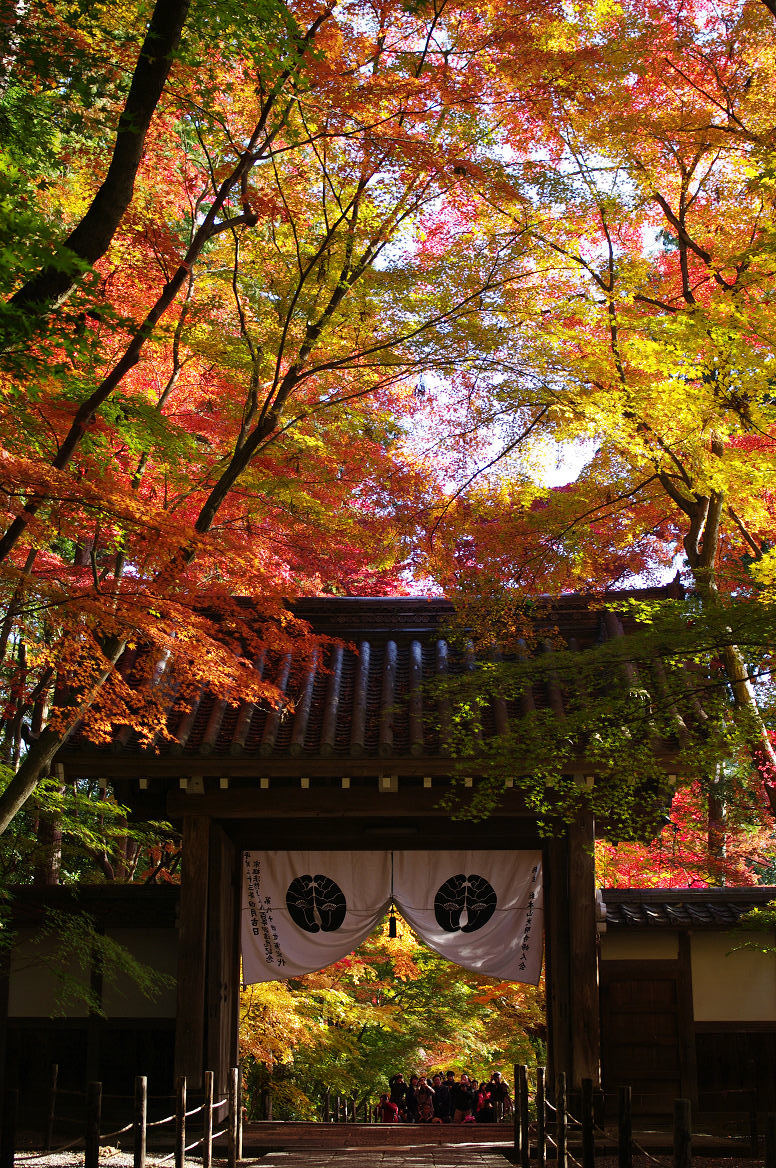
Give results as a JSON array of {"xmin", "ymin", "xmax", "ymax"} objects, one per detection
[{"xmin": 1, "ymin": 0, "xmax": 776, "ymax": 878}]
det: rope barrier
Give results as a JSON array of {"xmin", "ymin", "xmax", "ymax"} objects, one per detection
[
  {"xmin": 159, "ymin": 1132, "xmax": 209, "ymax": 1161},
  {"xmin": 100, "ymin": 1121, "xmax": 134, "ymax": 1142},
  {"xmin": 544, "ymin": 1131, "xmax": 583, "ymax": 1168},
  {"xmin": 146, "ymin": 1112, "xmax": 178, "ymax": 1128},
  {"xmin": 15, "ymin": 1095, "xmax": 230, "ymax": 1165},
  {"xmin": 14, "ymin": 1136, "xmax": 85, "ymax": 1160},
  {"xmin": 562, "ymin": 1104, "xmax": 585, "ymax": 1128},
  {"xmin": 629, "ymin": 1135, "xmax": 673, "ymax": 1167},
  {"xmin": 544, "ymin": 1096, "xmax": 676, "ymax": 1167}
]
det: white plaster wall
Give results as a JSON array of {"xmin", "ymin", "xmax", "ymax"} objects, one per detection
[
  {"xmin": 691, "ymin": 931, "xmax": 776, "ymax": 1021},
  {"xmin": 8, "ymin": 928, "xmax": 89, "ymax": 1017},
  {"xmin": 600, "ymin": 930, "xmax": 679, "ymax": 961},
  {"xmin": 101, "ymin": 928, "xmax": 178, "ymax": 1018}
]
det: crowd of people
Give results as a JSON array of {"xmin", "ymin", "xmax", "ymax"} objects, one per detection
[{"xmin": 377, "ymin": 1070, "xmax": 512, "ymax": 1124}]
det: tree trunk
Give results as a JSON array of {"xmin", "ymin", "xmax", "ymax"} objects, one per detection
[
  {"xmin": 33, "ymin": 795, "xmax": 63, "ymax": 886},
  {"xmin": 684, "ymin": 489, "xmax": 776, "ymax": 817},
  {"xmin": 707, "ymin": 766, "xmax": 727, "ymax": 879},
  {"xmin": 2, "ymin": 0, "xmax": 192, "ymax": 338},
  {"xmin": 0, "ymin": 639, "xmax": 125, "ymax": 835}
]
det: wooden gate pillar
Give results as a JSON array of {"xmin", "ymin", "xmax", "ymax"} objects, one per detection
[
  {"xmin": 545, "ymin": 832, "xmax": 571, "ymax": 1085},
  {"xmin": 206, "ymin": 826, "xmax": 240, "ymax": 1094},
  {"xmin": 568, "ymin": 808, "xmax": 600, "ymax": 1086},
  {"xmin": 544, "ymin": 809, "xmax": 600, "ymax": 1088},
  {"xmin": 175, "ymin": 814, "xmax": 211, "ymax": 1086}
]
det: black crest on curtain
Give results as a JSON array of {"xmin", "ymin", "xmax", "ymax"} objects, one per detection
[
  {"xmin": 434, "ymin": 874, "xmax": 497, "ymax": 933},
  {"xmin": 286, "ymin": 874, "xmax": 347, "ymax": 932}
]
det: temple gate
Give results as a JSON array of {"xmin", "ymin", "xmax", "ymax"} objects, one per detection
[{"xmin": 50, "ymin": 592, "xmax": 675, "ymax": 1092}]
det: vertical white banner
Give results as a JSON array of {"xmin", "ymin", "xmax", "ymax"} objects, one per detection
[{"xmin": 393, "ymin": 850, "xmax": 543, "ymax": 983}]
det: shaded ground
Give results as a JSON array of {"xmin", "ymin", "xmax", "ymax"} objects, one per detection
[{"xmin": 12, "ymin": 1149, "xmax": 761, "ymax": 1167}]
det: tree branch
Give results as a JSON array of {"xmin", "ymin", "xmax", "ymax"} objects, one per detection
[{"xmin": 3, "ymin": 0, "xmax": 192, "ymax": 338}]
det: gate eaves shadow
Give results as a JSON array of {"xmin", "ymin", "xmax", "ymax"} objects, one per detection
[{"xmin": 58, "ymin": 588, "xmax": 683, "ymax": 1094}]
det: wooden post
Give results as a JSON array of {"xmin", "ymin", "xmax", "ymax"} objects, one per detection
[
  {"xmin": 556, "ymin": 1071, "xmax": 568, "ymax": 1168},
  {"xmin": 85, "ymin": 1081, "xmax": 101, "ymax": 1168},
  {"xmin": 581, "ymin": 1077, "xmax": 595, "ymax": 1167},
  {"xmin": 765, "ymin": 1114, "xmax": 776, "ymax": 1168},
  {"xmin": 536, "ymin": 1066, "xmax": 546, "ymax": 1168},
  {"xmin": 513, "ymin": 1065, "xmax": 521, "ymax": 1156},
  {"xmin": 594, "ymin": 1088, "xmax": 605, "ymax": 1133},
  {"xmin": 0, "ymin": 1089, "xmax": 18, "ymax": 1168},
  {"xmin": 618, "ymin": 1086, "xmax": 632, "ymax": 1168},
  {"xmin": 519, "ymin": 1064, "xmax": 530, "ymax": 1168},
  {"xmin": 203, "ymin": 1071, "xmax": 214, "ymax": 1168},
  {"xmin": 175, "ymin": 814, "xmax": 211, "ymax": 1086},
  {"xmin": 227, "ymin": 1065, "xmax": 238, "ymax": 1168},
  {"xmin": 676, "ymin": 934, "xmax": 699, "ymax": 1105},
  {"xmin": 207, "ymin": 828, "xmax": 240, "ymax": 1095},
  {"xmin": 237, "ymin": 1066, "xmax": 243, "ymax": 1160},
  {"xmin": 673, "ymin": 1098, "xmax": 691, "ymax": 1168},
  {"xmin": 133, "ymin": 1076, "xmax": 147, "ymax": 1168},
  {"xmin": 568, "ymin": 808, "xmax": 600, "ymax": 1086},
  {"xmin": 45, "ymin": 1062, "xmax": 58, "ymax": 1151},
  {"xmin": 545, "ymin": 835, "xmax": 571, "ymax": 1085},
  {"xmin": 175, "ymin": 1076, "xmax": 186, "ymax": 1168}
]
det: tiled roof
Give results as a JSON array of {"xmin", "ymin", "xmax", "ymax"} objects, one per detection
[
  {"xmin": 62, "ymin": 582, "xmax": 684, "ymax": 769},
  {"xmin": 602, "ymin": 887, "xmax": 776, "ymax": 928}
]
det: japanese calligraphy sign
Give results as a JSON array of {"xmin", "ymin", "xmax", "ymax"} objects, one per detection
[
  {"xmin": 241, "ymin": 851, "xmax": 391, "ymax": 983},
  {"xmin": 391, "ymin": 850, "xmax": 543, "ymax": 983}
]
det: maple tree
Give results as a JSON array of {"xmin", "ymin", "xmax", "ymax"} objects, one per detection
[
  {"xmin": 597, "ymin": 783, "xmax": 776, "ymax": 889},
  {"xmin": 0, "ymin": 766, "xmax": 181, "ymax": 887},
  {"xmin": 239, "ymin": 913, "xmax": 543, "ymax": 1117},
  {"xmin": 0, "ymin": 0, "xmax": 566, "ymax": 831},
  {"xmin": 420, "ymin": 0, "xmax": 776, "ymax": 853},
  {"xmin": 1, "ymin": 0, "xmax": 775, "ymax": 886}
]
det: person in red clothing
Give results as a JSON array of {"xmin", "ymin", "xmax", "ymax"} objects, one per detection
[
  {"xmin": 475, "ymin": 1081, "xmax": 496, "ymax": 1123},
  {"xmin": 378, "ymin": 1094, "xmax": 399, "ymax": 1123}
]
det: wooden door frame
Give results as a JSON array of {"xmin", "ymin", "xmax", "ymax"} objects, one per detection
[{"xmin": 173, "ymin": 801, "xmax": 600, "ymax": 1091}]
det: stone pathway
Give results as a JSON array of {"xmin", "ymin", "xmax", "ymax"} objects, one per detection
[{"xmin": 254, "ymin": 1147, "xmax": 508, "ymax": 1167}]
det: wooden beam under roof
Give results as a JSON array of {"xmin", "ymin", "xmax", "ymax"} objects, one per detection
[{"xmin": 165, "ymin": 784, "xmax": 536, "ymax": 819}]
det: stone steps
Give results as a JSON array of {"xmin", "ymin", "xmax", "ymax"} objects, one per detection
[{"xmin": 241, "ymin": 1122, "xmax": 512, "ymax": 1149}]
